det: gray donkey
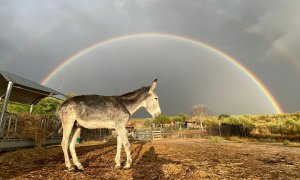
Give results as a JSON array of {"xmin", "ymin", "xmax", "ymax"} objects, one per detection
[{"xmin": 59, "ymin": 79, "xmax": 161, "ymax": 171}]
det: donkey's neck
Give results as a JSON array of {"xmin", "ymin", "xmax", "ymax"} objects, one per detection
[
  {"xmin": 121, "ymin": 98, "xmax": 145, "ymax": 115},
  {"xmin": 118, "ymin": 87, "xmax": 149, "ymax": 115}
]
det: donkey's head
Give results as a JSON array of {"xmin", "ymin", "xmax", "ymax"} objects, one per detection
[{"xmin": 144, "ymin": 79, "xmax": 161, "ymax": 118}]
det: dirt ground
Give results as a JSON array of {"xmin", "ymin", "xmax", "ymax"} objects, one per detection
[{"xmin": 0, "ymin": 138, "xmax": 299, "ymax": 179}]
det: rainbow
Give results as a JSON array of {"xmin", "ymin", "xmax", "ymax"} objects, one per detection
[{"xmin": 41, "ymin": 33, "xmax": 284, "ymax": 114}]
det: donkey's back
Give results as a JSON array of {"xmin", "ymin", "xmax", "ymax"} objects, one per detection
[{"xmin": 59, "ymin": 95, "xmax": 130, "ymax": 129}]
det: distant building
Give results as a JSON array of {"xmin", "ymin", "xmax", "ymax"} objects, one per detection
[{"xmin": 185, "ymin": 118, "xmax": 198, "ymax": 129}]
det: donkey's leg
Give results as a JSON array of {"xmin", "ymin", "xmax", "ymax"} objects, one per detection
[
  {"xmin": 61, "ymin": 122, "xmax": 74, "ymax": 171},
  {"xmin": 119, "ymin": 128, "xmax": 132, "ymax": 169},
  {"xmin": 69, "ymin": 126, "xmax": 84, "ymax": 170},
  {"xmin": 114, "ymin": 135, "xmax": 122, "ymax": 168}
]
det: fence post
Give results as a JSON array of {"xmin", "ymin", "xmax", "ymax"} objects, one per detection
[
  {"xmin": 280, "ymin": 125, "xmax": 283, "ymax": 138},
  {"xmin": 14, "ymin": 115, "xmax": 18, "ymax": 137}
]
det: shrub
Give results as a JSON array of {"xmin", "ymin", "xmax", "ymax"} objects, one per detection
[
  {"xmin": 229, "ymin": 136, "xmax": 245, "ymax": 143},
  {"xmin": 172, "ymin": 116, "xmax": 183, "ymax": 123},
  {"xmin": 207, "ymin": 136, "xmax": 223, "ymax": 143},
  {"xmin": 283, "ymin": 139, "xmax": 291, "ymax": 145},
  {"xmin": 154, "ymin": 115, "xmax": 172, "ymax": 125}
]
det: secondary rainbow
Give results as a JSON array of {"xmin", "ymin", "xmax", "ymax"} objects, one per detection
[{"xmin": 41, "ymin": 33, "xmax": 284, "ymax": 114}]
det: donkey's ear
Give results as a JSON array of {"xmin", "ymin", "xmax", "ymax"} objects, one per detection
[{"xmin": 150, "ymin": 79, "xmax": 157, "ymax": 91}]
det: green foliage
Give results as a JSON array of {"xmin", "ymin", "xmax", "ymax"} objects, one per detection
[
  {"xmin": 154, "ymin": 115, "xmax": 172, "ymax": 125},
  {"xmin": 172, "ymin": 116, "xmax": 184, "ymax": 123},
  {"xmin": 283, "ymin": 139, "xmax": 291, "ymax": 145},
  {"xmin": 8, "ymin": 103, "xmax": 30, "ymax": 113},
  {"xmin": 268, "ymin": 121, "xmax": 281, "ymax": 134},
  {"xmin": 218, "ymin": 114, "xmax": 230, "ymax": 120},
  {"xmin": 222, "ymin": 116, "xmax": 255, "ymax": 129},
  {"xmin": 217, "ymin": 112, "xmax": 300, "ymax": 137},
  {"xmin": 4, "ymin": 97, "xmax": 62, "ymax": 118},
  {"xmin": 203, "ymin": 116, "xmax": 219, "ymax": 126},
  {"xmin": 144, "ymin": 118, "xmax": 153, "ymax": 127},
  {"xmin": 32, "ymin": 97, "xmax": 62, "ymax": 118},
  {"xmin": 178, "ymin": 113, "xmax": 188, "ymax": 121}
]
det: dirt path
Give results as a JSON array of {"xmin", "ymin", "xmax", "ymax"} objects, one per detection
[{"xmin": 0, "ymin": 139, "xmax": 299, "ymax": 179}]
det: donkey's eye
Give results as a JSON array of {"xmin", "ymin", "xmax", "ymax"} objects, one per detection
[{"xmin": 154, "ymin": 97, "xmax": 158, "ymax": 100}]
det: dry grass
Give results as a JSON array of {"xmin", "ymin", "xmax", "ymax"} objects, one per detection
[
  {"xmin": 162, "ymin": 163, "xmax": 186, "ymax": 176},
  {"xmin": 1, "ymin": 139, "xmax": 299, "ymax": 179},
  {"xmin": 207, "ymin": 136, "xmax": 223, "ymax": 143},
  {"xmin": 3, "ymin": 113, "xmax": 59, "ymax": 146},
  {"xmin": 0, "ymin": 139, "xmax": 300, "ymax": 180},
  {"xmin": 229, "ymin": 136, "xmax": 257, "ymax": 143}
]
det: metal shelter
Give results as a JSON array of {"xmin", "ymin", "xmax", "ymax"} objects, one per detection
[{"xmin": 0, "ymin": 69, "xmax": 65, "ymax": 135}]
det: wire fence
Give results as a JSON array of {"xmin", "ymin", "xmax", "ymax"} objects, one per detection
[
  {"xmin": 1, "ymin": 112, "xmax": 61, "ymax": 139},
  {"xmin": 80, "ymin": 128, "xmax": 112, "ymax": 141}
]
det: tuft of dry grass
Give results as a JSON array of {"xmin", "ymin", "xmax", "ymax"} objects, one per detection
[
  {"xmin": 229, "ymin": 136, "xmax": 257, "ymax": 143},
  {"xmin": 192, "ymin": 169, "xmax": 212, "ymax": 179},
  {"xmin": 162, "ymin": 163, "xmax": 186, "ymax": 176},
  {"xmin": 207, "ymin": 136, "xmax": 223, "ymax": 143}
]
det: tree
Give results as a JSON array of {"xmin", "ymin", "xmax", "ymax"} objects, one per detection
[
  {"xmin": 192, "ymin": 104, "xmax": 208, "ymax": 116},
  {"xmin": 32, "ymin": 97, "xmax": 62, "ymax": 118},
  {"xmin": 154, "ymin": 115, "xmax": 171, "ymax": 125},
  {"xmin": 172, "ymin": 116, "xmax": 183, "ymax": 123},
  {"xmin": 218, "ymin": 114, "xmax": 230, "ymax": 120},
  {"xmin": 178, "ymin": 113, "xmax": 187, "ymax": 121},
  {"xmin": 191, "ymin": 104, "xmax": 209, "ymax": 130},
  {"xmin": 144, "ymin": 118, "xmax": 153, "ymax": 128}
]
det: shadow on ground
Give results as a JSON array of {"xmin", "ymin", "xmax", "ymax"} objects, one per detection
[
  {"xmin": 0, "ymin": 138, "xmax": 118, "ymax": 179},
  {"xmin": 132, "ymin": 145, "xmax": 195, "ymax": 179}
]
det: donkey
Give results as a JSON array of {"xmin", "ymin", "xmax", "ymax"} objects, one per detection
[{"xmin": 59, "ymin": 79, "xmax": 161, "ymax": 171}]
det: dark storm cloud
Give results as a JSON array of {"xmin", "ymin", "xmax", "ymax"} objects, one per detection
[{"xmin": 0, "ymin": 0, "xmax": 299, "ymax": 115}]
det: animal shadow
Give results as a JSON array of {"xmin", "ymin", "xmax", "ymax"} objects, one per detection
[{"xmin": 132, "ymin": 145, "xmax": 194, "ymax": 179}]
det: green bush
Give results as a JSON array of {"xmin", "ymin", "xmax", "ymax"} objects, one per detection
[
  {"xmin": 154, "ymin": 115, "xmax": 172, "ymax": 125},
  {"xmin": 6, "ymin": 97, "xmax": 62, "ymax": 118},
  {"xmin": 178, "ymin": 113, "xmax": 188, "ymax": 121},
  {"xmin": 203, "ymin": 116, "xmax": 219, "ymax": 126},
  {"xmin": 172, "ymin": 116, "xmax": 184, "ymax": 123}
]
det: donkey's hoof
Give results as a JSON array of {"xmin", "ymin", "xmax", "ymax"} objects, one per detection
[
  {"xmin": 115, "ymin": 165, "xmax": 122, "ymax": 169},
  {"xmin": 123, "ymin": 165, "xmax": 131, "ymax": 170},
  {"xmin": 68, "ymin": 166, "xmax": 76, "ymax": 172},
  {"xmin": 77, "ymin": 165, "xmax": 84, "ymax": 171}
]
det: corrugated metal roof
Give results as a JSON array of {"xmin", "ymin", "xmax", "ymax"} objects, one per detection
[{"xmin": 0, "ymin": 69, "xmax": 65, "ymax": 105}]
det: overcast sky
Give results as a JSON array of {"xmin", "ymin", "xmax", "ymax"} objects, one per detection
[{"xmin": 0, "ymin": 0, "xmax": 299, "ymax": 116}]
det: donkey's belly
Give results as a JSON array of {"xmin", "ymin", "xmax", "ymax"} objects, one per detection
[{"xmin": 77, "ymin": 118, "xmax": 115, "ymax": 129}]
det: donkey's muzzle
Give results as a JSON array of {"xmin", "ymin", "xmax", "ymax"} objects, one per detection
[{"xmin": 153, "ymin": 111, "xmax": 161, "ymax": 118}]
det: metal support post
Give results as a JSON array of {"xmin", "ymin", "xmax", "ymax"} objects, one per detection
[
  {"xmin": 29, "ymin": 104, "xmax": 34, "ymax": 114},
  {"xmin": 0, "ymin": 81, "xmax": 14, "ymax": 136}
]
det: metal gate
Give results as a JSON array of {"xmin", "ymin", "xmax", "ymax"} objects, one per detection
[{"xmin": 133, "ymin": 129, "xmax": 163, "ymax": 141}]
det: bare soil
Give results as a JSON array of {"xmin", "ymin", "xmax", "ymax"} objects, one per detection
[{"xmin": 0, "ymin": 138, "xmax": 299, "ymax": 179}]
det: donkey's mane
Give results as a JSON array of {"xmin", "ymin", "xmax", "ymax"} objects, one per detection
[{"xmin": 119, "ymin": 86, "xmax": 150, "ymax": 100}]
